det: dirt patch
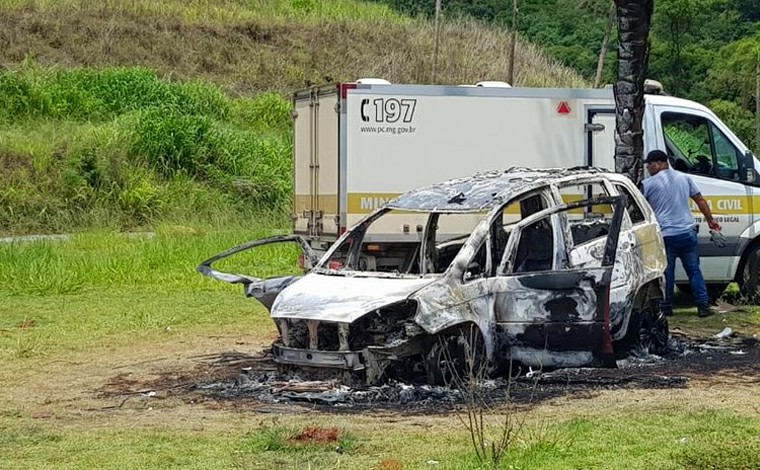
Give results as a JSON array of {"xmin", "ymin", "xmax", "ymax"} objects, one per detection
[
  {"xmin": 379, "ymin": 459, "xmax": 403, "ymax": 470},
  {"xmin": 289, "ymin": 426, "xmax": 340, "ymax": 444}
]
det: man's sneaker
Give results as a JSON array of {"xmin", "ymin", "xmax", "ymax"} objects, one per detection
[{"xmin": 697, "ymin": 304, "xmax": 716, "ymax": 318}]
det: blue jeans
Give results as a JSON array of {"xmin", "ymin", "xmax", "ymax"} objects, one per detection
[{"xmin": 662, "ymin": 229, "xmax": 708, "ymax": 310}]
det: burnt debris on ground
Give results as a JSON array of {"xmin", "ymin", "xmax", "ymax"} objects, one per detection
[
  {"xmin": 95, "ymin": 333, "xmax": 760, "ymax": 413},
  {"xmin": 184, "ymin": 334, "xmax": 760, "ymax": 411}
]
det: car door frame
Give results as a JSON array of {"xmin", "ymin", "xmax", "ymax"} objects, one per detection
[
  {"xmin": 491, "ymin": 194, "xmax": 627, "ymax": 366},
  {"xmin": 197, "ymin": 235, "xmax": 320, "ymax": 310}
]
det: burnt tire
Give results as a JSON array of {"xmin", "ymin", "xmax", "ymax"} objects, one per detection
[
  {"xmin": 614, "ymin": 298, "xmax": 669, "ymax": 358},
  {"xmin": 623, "ymin": 300, "xmax": 669, "ymax": 357},
  {"xmin": 424, "ymin": 325, "xmax": 485, "ymax": 387}
]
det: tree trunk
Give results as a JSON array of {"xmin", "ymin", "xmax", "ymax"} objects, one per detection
[
  {"xmin": 595, "ymin": 1, "xmax": 616, "ymax": 88},
  {"xmin": 752, "ymin": 49, "xmax": 760, "ymax": 151},
  {"xmin": 432, "ymin": 0, "xmax": 442, "ymax": 83},
  {"xmin": 507, "ymin": 0, "xmax": 519, "ymax": 84},
  {"xmin": 613, "ymin": 0, "xmax": 653, "ymax": 185}
]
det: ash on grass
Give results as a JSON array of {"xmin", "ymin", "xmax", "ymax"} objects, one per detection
[{"xmin": 181, "ymin": 335, "xmax": 760, "ymax": 412}]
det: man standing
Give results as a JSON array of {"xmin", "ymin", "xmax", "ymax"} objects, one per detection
[{"xmin": 642, "ymin": 150, "xmax": 722, "ymax": 317}]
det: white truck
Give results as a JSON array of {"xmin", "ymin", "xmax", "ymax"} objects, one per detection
[{"xmin": 292, "ymin": 79, "xmax": 760, "ymax": 300}]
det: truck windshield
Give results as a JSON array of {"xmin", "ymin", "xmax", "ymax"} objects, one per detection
[
  {"xmin": 321, "ymin": 209, "xmax": 486, "ymax": 275},
  {"xmin": 662, "ymin": 112, "xmax": 743, "ymax": 181}
]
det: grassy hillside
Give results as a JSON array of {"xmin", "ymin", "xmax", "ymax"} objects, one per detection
[
  {"xmin": 0, "ymin": 67, "xmax": 292, "ymax": 234},
  {"xmin": 0, "ymin": 0, "xmax": 586, "ymax": 235},
  {"xmin": 0, "ymin": 0, "xmax": 585, "ymax": 94}
]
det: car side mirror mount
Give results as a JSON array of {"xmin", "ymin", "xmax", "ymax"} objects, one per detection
[
  {"xmin": 739, "ymin": 150, "xmax": 756, "ymax": 183},
  {"xmin": 464, "ymin": 261, "xmax": 482, "ymax": 281}
]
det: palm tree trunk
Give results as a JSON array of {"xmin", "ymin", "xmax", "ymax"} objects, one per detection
[{"xmin": 613, "ymin": 0, "xmax": 653, "ymax": 185}]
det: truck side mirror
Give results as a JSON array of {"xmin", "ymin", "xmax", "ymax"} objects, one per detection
[{"xmin": 739, "ymin": 150, "xmax": 757, "ymax": 184}]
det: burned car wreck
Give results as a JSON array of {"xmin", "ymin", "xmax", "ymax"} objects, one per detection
[{"xmin": 199, "ymin": 169, "xmax": 669, "ymax": 385}]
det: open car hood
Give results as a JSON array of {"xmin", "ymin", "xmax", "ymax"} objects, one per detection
[{"xmin": 271, "ymin": 273, "xmax": 435, "ymax": 323}]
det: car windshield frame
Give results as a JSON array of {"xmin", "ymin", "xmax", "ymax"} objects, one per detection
[{"xmin": 313, "ymin": 206, "xmax": 492, "ymax": 278}]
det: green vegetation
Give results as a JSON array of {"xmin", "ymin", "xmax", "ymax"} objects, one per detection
[
  {"xmin": 3, "ymin": 0, "xmax": 406, "ymax": 23},
  {"xmin": 0, "ymin": 227, "xmax": 298, "ymax": 358},
  {"xmin": 2, "ymin": 393, "xmax": 760, "ymax": 468},
  {"xmin": 0, "ymin": 67, "xmax": 293, "ymax": 234},
  {"xmin": 0, "ymin": 0, "xmax": 584, "ymax": 96}
]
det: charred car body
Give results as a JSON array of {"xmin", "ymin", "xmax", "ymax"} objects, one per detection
[{"xmin": 199, "ymin": 168, "xmax": 668, "ymax": 384}]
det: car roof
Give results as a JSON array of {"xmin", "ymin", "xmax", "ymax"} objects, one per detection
[{"xmin": 386, "ymin": 167, "xmax": 629, "ymax": 212}]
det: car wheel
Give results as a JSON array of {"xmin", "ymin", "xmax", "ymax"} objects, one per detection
[
  {"xmin": 620, "ymin": 300, "xmax": 669, "ymax": 357},
  {"xmin": 424, "ymin": 325, "xmax": 485, "ymax": 386},
  {"xmin": 741, "ymin": 244, "xmax": 760, "ymax": 303},
  {"xmin": 615, "ymin": 300, "xmax": 670, "ymax": 357}
]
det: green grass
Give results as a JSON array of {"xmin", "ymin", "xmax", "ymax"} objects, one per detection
[
  {"xmin": 0, "ymin": 426, "xmax": 242, "ymax": 470},
  {"xmin": 1, "ymin": 407, "xmax": 759, "ymax": 469},
  {"xmin": 0, "ymin": 289, "xmax": 276, "ymax": 360},
  {"xmin": 501, "ymin": 410, "xmax": 760, "ymax": 470},
  {"xmin": 0, "ymin": 0, "xmax": 586, "ymax": 98}
]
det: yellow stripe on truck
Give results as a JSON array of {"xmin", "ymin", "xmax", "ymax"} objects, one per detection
[
  {"xmin": 347, "ymin": 193, "xmax": 401, "ymax": 213},
  {"xmin": 689, "ymin": 196, "xmax": 752, "ymax": 215}
]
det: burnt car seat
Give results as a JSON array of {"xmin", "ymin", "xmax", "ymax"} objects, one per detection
[{"xmin": 515, "ymin": 223, "xmax": 553, "ymax": 273}]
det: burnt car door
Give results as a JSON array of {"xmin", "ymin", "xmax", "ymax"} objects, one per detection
[
  {"xmin": 197, "ymin": 235, "xmax": 320, "ymax": 311},
  {"xmin": 490, "ymin": 195, "xmax": 627, "ymax": 368}
]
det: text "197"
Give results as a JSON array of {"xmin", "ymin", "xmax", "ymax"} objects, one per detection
[{"xmin": 360, "ymin": 98, "xmax": 417, "ymax": 123}]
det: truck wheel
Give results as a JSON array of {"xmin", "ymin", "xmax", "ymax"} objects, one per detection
[
  {"xmin": 425, "ymin": 325, "xmax": 485, "ymax": 386},
  {"xmin": 741, "ymin": 245, "xmax": 760, "ymax": 303},
  {"xmin": 617, "ymin": 299, "xmax": 669, "ymax": 358},
  {"xmin": 677, "ymin": 283, "xmax": 727, "ymax": 304}
]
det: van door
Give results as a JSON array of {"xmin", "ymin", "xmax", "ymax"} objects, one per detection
[
  {"xmin": 586, "ymin": 109, "xmax": 616, "ymax": 171},
  {"xmin": 292, "ymin": 86, "xmax": 340, "ymax": 239},
  {"xmin": 653, "ymin": 108, "xmax": 754, "ymax": 282}
]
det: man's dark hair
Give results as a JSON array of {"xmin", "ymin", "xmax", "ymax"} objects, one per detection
[{"xmin": 644, "ymin": 150, "xmax": 668, "ymax": 164}]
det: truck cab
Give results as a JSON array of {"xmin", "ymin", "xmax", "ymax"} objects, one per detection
[{"xmin": 645, "ymin": 94, "xmax": 759, "ymax": 300}]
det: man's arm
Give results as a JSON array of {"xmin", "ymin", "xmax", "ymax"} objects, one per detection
[{"xmin": 691, "ymin": 194, "xmax": 722, "ymax": 231}]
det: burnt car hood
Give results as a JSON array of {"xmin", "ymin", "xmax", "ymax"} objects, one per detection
[{"xmin": 270, "ymin": 273, "xmax": 435, "ymax": 323}]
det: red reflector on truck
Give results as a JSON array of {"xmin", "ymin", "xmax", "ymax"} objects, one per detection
[
  {"xmin": 341, "ymin": 83, "xmax": 357, "ymax": 99},
  {"xmin": 557, "ymin": 101, "xmax": 572, "ymax": 115}
]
